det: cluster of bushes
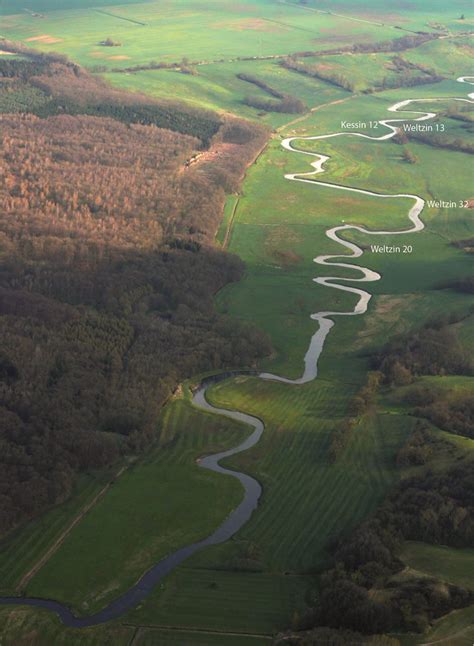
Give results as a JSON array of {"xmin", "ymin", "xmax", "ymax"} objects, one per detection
[
  {"xmin": 291, "ymin": 33, "xmax": 438, "ymax": 59},
  {"xmin": 238, "ymin": 72, "xmax": 306, "ymax": 113},
  {"xmin": 293, "ymin": 437, "xmax": 474, "ymax": 636},
  {"xmin": 395, "ymin": 420, "xmax": 447, "ymax": 466},
  {"xmin": 281, "ymin": 58, "xmax": 355, "ymax": 92},
  {"xmin": 415, "ymin": 393, "xmax": 474, "ymax": 439},
  {"xmin": 106, "ymin": 60, "xmax": 180, "ymax": 73},
  {"xmin": 404, "ymin": 129, "xmax": 474, "ymax": 154},
  {"xmin": 329, "ymin": 372, "xmax": 382, "ymax": 461},
  {"xmin": 452, "ymin": 238, "xmax": 474, "ymax": 253},
  {"xmin": 243, "ymin": 94, "xmax": 306, "ymax": 113},
  {"xmin": 373, "ymin": 73, "xmax": 443, "ymax": 91},
  {"xmin": 372, "ymin": 55, "xmax": 444, "ymax": 91},
  {"xmin": 0, "ymin": 59, "xmax": 49, "ymax": 79},
  {"xmin": 371, "ymin": 321, "xmax": 473, "ymax": 385}
]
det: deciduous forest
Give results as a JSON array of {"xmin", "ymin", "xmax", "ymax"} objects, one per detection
[{"xmin": 0, "ymin": 50, "xmax": 271, "ymax": 536}]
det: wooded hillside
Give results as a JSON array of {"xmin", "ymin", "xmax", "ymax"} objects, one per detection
[{"xmin": 0, "ymin": 52, "xmax": 271, "ymax": 536}]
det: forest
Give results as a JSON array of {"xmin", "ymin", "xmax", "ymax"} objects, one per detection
[{"xmin": 0, "ymin": 52, "xmax": 271, "ymax": 537}]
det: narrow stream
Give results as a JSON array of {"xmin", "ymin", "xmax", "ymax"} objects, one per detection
[{"xmin": 1, "ymin": 76, "xmax": 472, "ymax": 627}]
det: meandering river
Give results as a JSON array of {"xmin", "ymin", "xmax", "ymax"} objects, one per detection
[{"xmin": 1, "ymin": 76, "xmax": 472, "ymax": 627}]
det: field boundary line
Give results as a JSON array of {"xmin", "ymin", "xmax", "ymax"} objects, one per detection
[
  {"xmin": 15, "ymin": 464, "xmax": 128, "ymax": 593},
  {"xmin": 95, "ymin": 9, "xmax": 146, "ymax": 26},
  {"xmin": 123, "ymin": 623, "xmax": 273, "ymax": 639},
  {"xmin": 277, "ymin": 0, "xmax": 422, "ymax": 33},
  {"xmin": 277, "ymin": 94, "xmax": 358, "ymax": 133},
  {"xmin": 222, "ymin": 195, "xmax": 240, "ymax": 249},
  {"xmin": 421, "ymin": 623, "xmax": 474, "ymax": 645},
  {"xmin": 222, "ymin": 139, "xmax": 270, "ymax": 250}
]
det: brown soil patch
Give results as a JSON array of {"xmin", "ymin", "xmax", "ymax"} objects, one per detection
[
  {"xmin": 314, "ymin": 62, "xmax": 337, "ymax": 71},
  {"xmin": 89, "ymin": 51, "xmax": 107, "ymax": 58},
  {"xmin": 0, "ymin": 50, "xmax": 15, "ymax": 55},
  {"xmin": 354, "ymin": 294, "xmax": 418, "ymax": 349},
  {"xmin": 227, "ymin": 3, "xmax": 258, "ymax": 13},
  {"xmin": 25, "ymin": 34, "xmax": 63, "ymax": 44},
  {"xmin": 317, "ymin": 27, "xmax": 373, "ymax": 43},
  {"xmin": 181, "ymin": 142, "xmax": 238, "ymax": 173},
  {"xmin": 212, "ymin": 18, "xmax": 283, "ymax": 33},
  {"xmin": 108, "ymin": 55, "xmax": 130, "ymax": 60},
  {"xmin": 358, "ymin": 12, "xmax": 408, "ymax": 23},
  {"xmin": 456, "ymin": 44, "xmax": 474, "ymax": 57},
  {"xmin": 264, "ymin": 226, "xmax": 304, "ymax": 267}
]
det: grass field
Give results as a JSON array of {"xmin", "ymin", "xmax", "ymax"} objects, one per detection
[
  {"xmin": 1, "ymin": 0, "xmax": 397, "ymax": 67},
  {"xmin": 396, "ymin": 605, "xmax": 474, "ymax": 645},
  {"xmin": 400, "ymin": 542, "xmax": 474, "ymax": 589},
  {"xmin": 133, "ymin": 628, "xmax": 271, "ymax": 645},
  {"xmin": 204, "ymin": 382, "xmax": 411, "ymax": 570},
  {"xmin": 0, "ymin": 470, "xmax": 120, "ymax": 594},
  {"xmin": 20, "ymin": 398, "xmax": 250, "ymax": 614},
  {"xmin": 127, "ymin": 568, "xmax": 309, "ymax": 633},
  {"xmin": 283, "ymin": 0, "xmax": 474, "ymax": 33}
]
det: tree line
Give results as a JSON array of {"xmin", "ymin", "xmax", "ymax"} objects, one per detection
[{"xmin": 237, "ymin": 72, "xmax": 307, "ymax": 114}]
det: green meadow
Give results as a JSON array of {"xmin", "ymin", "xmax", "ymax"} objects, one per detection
[
  {"xmin": 1, "ymin": 0, "xmax": 396, "ymax": 67},
  {"xmin": 282, "ymin": 0, "xmax": 474, "ymax": 33}
]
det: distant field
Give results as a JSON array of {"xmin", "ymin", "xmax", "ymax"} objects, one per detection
[
  {"xmin": 401, "ymin": 542, "xmax": 474, "ymax": 589},
  {"xmin": 284, "ymin": 0, "xmax": 474, "ymax": 33},
  {"xmin": 0, "ymin": 0, "xmax": 397, "ymax": 67}
]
